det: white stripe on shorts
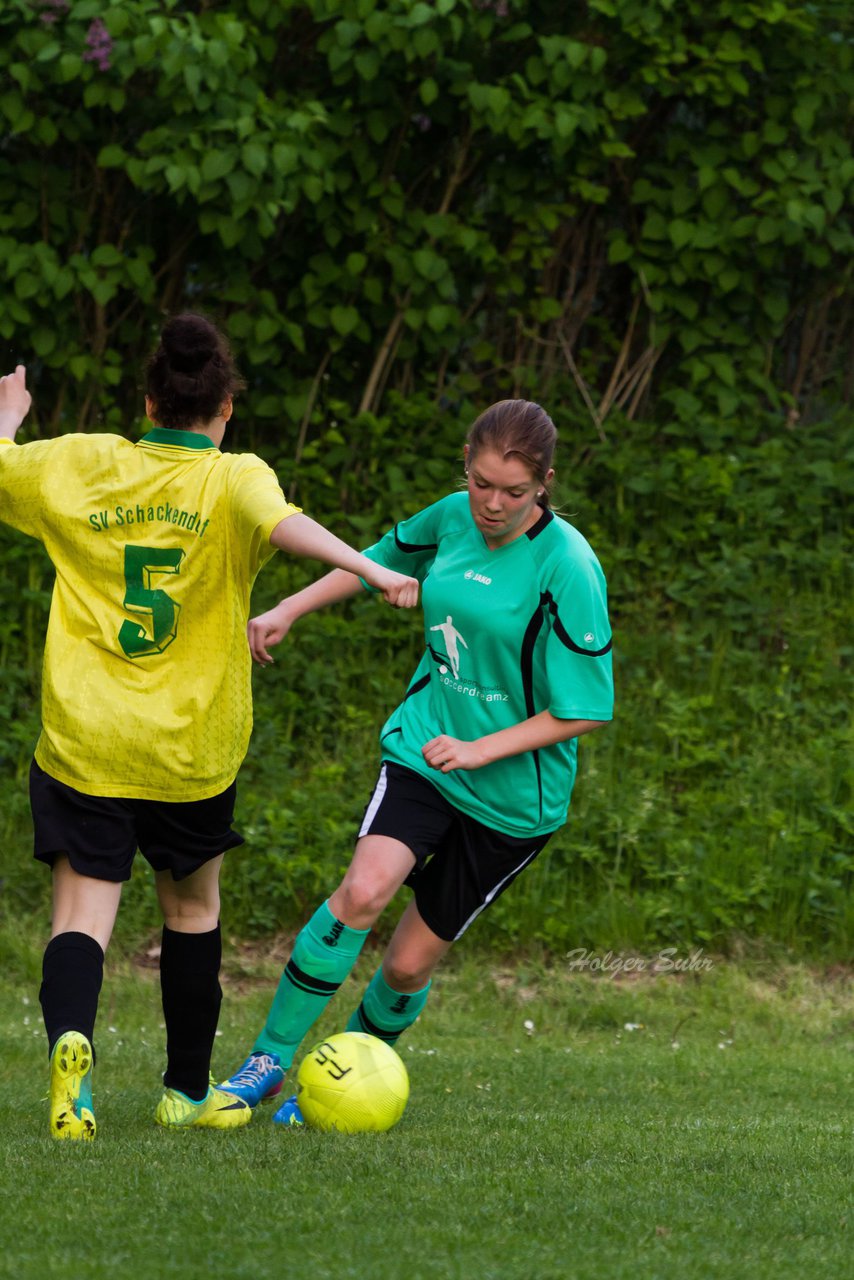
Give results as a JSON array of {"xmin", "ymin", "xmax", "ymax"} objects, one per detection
[
  {"xmin": 454, "ymin": 842, "xmax": 542, "ymax": 941},
  {"xmin": 358, "ymin": 762, "xmax": 388, "ymax": 838}
]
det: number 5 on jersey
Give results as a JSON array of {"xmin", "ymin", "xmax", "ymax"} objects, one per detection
[{"xmin": 118, "ymin": 545, "xmax": 185, "ymax": 658}]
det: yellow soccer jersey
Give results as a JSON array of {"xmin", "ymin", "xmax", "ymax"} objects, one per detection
[{"xmin": 0, "ymin": 428, "xmax": 299, "ymax": 800}]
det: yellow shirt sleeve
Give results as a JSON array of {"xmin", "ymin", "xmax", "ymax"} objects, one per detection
[
  {"xmin": 0, "ymin": 438, "xmax": 56, "ymax": 539},
  {"xmin": 227, "ymin": 453, "xmax": 301, "ymax": 575}
]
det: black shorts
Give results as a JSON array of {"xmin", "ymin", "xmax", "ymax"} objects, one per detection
[
  {"xmin": 359, "ymin": 761, "xmax": 552, "ymax": 942},
  {"xmin": 30, "ymin": 759, "xmax": 245, "ymax": 883}
]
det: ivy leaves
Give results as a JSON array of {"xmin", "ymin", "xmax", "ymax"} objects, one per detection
[{"xmin": 0, "ymin": 0, "xmax": 850, "ymax": 437}]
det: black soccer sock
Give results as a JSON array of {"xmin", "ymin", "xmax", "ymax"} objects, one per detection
[
  {"xmin": 160, "ymin": 924, "xmax": 222, "ymax": 1102},
  {"xmin": 39, "ymin": 930, "xmax": 105, "ymax": 1058}
]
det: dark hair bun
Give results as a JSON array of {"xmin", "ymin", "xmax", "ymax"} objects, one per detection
[
  {"xmin": 145, "ymin": 312, "xmax": 246, "ymax": 430},
  {"xmin": 162, "ymin": 314, "xmax": 219, "ymax": 376}
]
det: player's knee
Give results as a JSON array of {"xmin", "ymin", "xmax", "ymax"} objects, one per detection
[
  {"xmin": 160, "ymin": 900, "xmax": 219, "ymax": 934},
  {"xmin": 382, "ymin": 955, "xmax": 433, "ymax": 992},
  {"xmin": 332, "ymin": 877, "xmax": 389, "ymax": 929}
]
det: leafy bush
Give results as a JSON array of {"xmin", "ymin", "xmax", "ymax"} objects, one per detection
[
  {"xmin": 232, "ymin": 402, "xmax": 852, "ymax": 954},
  {"xmin": 6, "ymin": 398, "xmax": 847, "ymax": 956},
  {"xmin": 0, "ymin": 1, "xmax": 850, "ymax": 955},
  {"xmin": 0, "ymin": 0, "xmax": 851, "ymax": 443}
]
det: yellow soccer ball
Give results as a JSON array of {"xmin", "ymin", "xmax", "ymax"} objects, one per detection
[{"xmin": 296, "ymin": 1032, "xmax": 410, "ymax": 1133}]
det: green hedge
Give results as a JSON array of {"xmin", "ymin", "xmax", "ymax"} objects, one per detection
[
  {"xmin": 0, "ymin": 0, "xmax": 850, "ymax": 954},
  {"xmin": 0, "ymin": 0, "xmax": 851, "ymax": 440},
  {"xmin": 1, "ymin": 399, "xmax": 850, "ymax": 956}
]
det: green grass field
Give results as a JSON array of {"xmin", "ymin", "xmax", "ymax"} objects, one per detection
[{"xmin": 1, "ymin": 941, "xmax": 850, "ymax": 1280}]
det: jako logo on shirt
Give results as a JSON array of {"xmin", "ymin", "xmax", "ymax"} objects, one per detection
[{"xmin": 464, "ymin": 569, "xmax": 492, "ymax": 585}]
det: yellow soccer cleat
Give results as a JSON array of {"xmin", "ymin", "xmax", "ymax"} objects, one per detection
[
  {"xmin": 155, "ymin": 1084, "xmax": 252, "ymax": 1130},
  {"xmin": 49, "ymin": 1031, "xmax": 96, "ymax": 1140}
]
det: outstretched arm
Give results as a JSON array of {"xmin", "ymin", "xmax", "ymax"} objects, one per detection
[
  {"xmin": 0, "ymin": 367, "xmax": 32, "ymax": 440},
  {"xmin": 248, "ymin": 569, "xmax": 364, "ymax": 664},
  {"xmin": 247, "ymin": 522, "xmax": 419, "ymax": 665},
  {"xmin": 270, "ymin": 514, "xmax": 417, "ymax": 604}
]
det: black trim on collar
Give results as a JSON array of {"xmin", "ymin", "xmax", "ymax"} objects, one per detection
[{"xmin": 525, "ymin": 508, "xmax": 554, "ymax": 541}]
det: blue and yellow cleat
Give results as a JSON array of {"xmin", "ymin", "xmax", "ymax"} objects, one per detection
[
  {"xmin": 220, "ymin": 1051, "xmax": 284, "ymax": 1107},
  {"xmin": 49, "ymin": 1031, "xmax": 96, "ymax": 1140},
  {"xmin": 155, "ymin": 1084, "xmax": 252, "ymax": 1130},
  {"xmin": 272, "ymin": 1095, "xmax": 305, "ymax": 1128}
]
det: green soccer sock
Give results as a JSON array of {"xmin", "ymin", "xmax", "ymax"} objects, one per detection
[
  {"xmin": 253, "ymin": 900, "xmax": 369, "ymax": 1066},
  {"xmin": 346, "ymin": 967, "xmax": 431, "ymax": 1045}
]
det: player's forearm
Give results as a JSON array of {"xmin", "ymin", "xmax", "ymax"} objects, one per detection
[
  {"xmin": 270, "ymin": 513, "xmax": 375, "ymax": 574},
  {"xmin": 270, "ymin": 514, "xmax": 418, "ymax": 610},
  {"xmin": 276, "ymin": 568, "xmax": 366, "ymax": 626},
  {"xmin": 478, "ymin": 711, "xmax": 609, "ymax": 766}
]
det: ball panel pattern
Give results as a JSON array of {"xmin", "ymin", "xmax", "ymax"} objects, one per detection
[{"xmin": 296, "ymin": 1032, "xmax": 410, "ymax": 1133}]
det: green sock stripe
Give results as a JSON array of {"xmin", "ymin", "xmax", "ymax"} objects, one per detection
[
  {"xmin": 253, "ymin": 899, "xmax": 369, "ymax": 1064},
  {"xmin": 346, "ymin": 969, "xmax": 431, "ymax": 1044}
]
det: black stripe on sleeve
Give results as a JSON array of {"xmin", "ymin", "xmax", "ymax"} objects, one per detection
[
  {"xmin": 393, "ymin": 523, "xmax": 438, "ymax": 554},
  {"xmin": 543, "ymin": 591, "xmax": 612, "ymax": 657}
]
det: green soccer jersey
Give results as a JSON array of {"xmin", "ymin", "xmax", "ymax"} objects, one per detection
[
  {"xmin": 361, "ymin": 492, "xmax": 613, "ymax": 837},
  {"xmin": 361, "ymin": 491, "xmax": 614, "ymax": 839},
  {"xmin": 0, "ymin": 428, "xmax": 298, "ymax": 801}
]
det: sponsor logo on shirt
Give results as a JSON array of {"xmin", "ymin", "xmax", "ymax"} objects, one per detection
[
  {"xmin": 464, "ymin": 569, "xmax": 492, "ymax": 585},
  {"xmin": 429, "ymin": 615, "xmax": 468, "ymax": 679},
  {"xmin": 427, "ymin": 615, "xmax": 509, "ymax": 704},
  {"xmin": 87, "ymin": 502, "xmax": 212, "ymax": 537}
]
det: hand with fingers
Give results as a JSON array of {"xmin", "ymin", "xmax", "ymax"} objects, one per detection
[
  {"xmin": 0, "ymin": 365, "xmax": 31, "ymax": 438},
  {"xmin": 363, "ymin": 563, "xmax": 419, "ymax": 610},
  {"xmin": 422, "ymin": 734, "xmax": 487, "ymax": 773},
  {"xmin": 247, "ymin": 602, "xmax": 294, "ymax": 665}
]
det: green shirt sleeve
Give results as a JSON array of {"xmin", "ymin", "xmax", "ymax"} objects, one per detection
[
  {"xmin": 543, "ymin": 544, "xmax": 614, "ymax": 721},
  {"xmin": 359, "ymin": 495, "xmax": 451, "ymax": 588}
]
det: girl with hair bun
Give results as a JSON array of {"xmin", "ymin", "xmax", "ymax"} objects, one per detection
[
  {"xmin": 221, "ymin": 398, "xmax": 614, "ymax": 1122},
  {"xmin": 0, "ymin": 315, "xmax": 418, "ymax": 1140}
]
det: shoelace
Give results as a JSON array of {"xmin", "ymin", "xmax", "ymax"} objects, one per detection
[{"xmin": 233, "ymin": 1054, "xmax": 276, "ymax": 1085}]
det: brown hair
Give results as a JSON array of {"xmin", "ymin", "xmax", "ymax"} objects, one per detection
[
  {"xmin": 145, "ymin": 313, "xmax": 246, "ymax": 430},
  {"xmin": 467, "ymin": 399, "xmax": 557, "ymax": 506}
]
